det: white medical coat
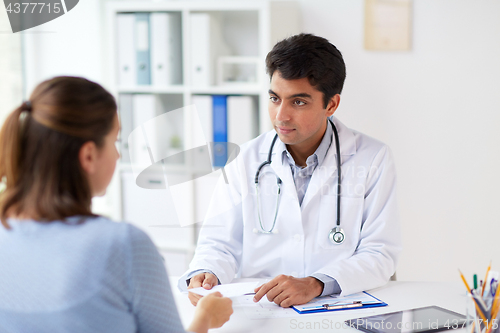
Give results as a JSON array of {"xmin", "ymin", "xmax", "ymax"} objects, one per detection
[{"xmin": 178, "ymin": 117, "xmax": 402, "ymax": 296}]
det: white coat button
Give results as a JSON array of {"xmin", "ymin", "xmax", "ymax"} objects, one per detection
[{"xmin": 294, "ymin": 234, "xmax": 301, "ymax": 243}]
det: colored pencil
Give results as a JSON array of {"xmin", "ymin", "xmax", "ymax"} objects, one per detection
[{"xmin": 482, "ymin": 261, "xmax": 492, "ymax": 297}]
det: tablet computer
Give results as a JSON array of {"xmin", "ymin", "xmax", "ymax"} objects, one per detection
[{"xmin": 345, "ymin": 306, "xmax": 468, "ymax": 333}]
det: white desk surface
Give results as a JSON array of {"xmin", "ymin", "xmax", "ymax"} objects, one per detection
[{"xmin": 170, "ymin": 278, "xmax": 468, "ymax": 333}]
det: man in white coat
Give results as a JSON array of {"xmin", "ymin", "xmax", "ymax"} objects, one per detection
[{"xmin": 179, "ymin": 33, "xmax": 402, "ymax": 307}]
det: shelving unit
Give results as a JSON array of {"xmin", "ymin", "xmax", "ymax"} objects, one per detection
[{"xmin": 104, "ymin": 0, "xmax": 300, "ymax": 275}]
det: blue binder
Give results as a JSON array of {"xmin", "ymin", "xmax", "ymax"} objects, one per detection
[
  {"xmin": 212, "ymin": 95, "xmax": 228, "ymax": 167},
  {"xmin": 135, "ymin": 13, "xmax": 151, "ymax": 85}
]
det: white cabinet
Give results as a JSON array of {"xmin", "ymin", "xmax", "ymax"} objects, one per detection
[{"xmin": 104, "ymin": 0, "xmax": 300, "ymax": 275}]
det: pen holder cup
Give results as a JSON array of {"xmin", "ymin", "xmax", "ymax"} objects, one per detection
[{"xmin": 466, "ymin": 292, "xmax": 500, "ymax": 333}]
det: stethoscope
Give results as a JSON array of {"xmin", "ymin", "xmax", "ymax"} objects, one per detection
[{"xmin": 254, "ymin": 118, "xmax": 345, "ymax": 244}]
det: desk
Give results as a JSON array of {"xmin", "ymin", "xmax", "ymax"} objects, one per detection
[{"xmin": 170, "ymin": 279, "xmax": 468, "ymax": 333}]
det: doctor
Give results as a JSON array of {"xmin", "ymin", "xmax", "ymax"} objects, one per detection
[{"xmin": 179, "ymin": 33, "xmax": 401, "ymax": 307}]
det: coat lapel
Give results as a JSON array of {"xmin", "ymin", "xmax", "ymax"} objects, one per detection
[{"xmin": 268, "ymin": 138, "xmax": 298, "ymax": 204}]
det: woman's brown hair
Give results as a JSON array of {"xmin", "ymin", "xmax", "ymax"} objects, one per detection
[{"xmin": 0, "ymin": 76, "xmax": 117, "ymax": 228}]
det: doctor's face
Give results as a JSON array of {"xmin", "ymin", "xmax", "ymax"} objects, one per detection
[{"xmin": 268, "ymin": 72, "xmax": 339, "ymax": 152}]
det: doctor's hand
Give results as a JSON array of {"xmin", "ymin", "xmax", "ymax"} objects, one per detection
[
  {"xmin": 187, "ymin": 273, "xmax": 219, "ymax": 306},
  {"xmin": 253, "ymin": 275, "xmax": 324, "ymax": 308}
]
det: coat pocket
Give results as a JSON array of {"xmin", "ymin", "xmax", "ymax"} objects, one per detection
[{"xmin": 317, "ymin": 195, "xmax": 364, "ymax": 254}]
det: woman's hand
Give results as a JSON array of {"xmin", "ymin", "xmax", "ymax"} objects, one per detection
[{"xmin": 187, "ymin": 292, "xmax": 233, "ymax": 333}]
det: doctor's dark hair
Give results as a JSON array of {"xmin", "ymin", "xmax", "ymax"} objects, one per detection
[
  {"xmin": 266, "ymin": 33, "xmax": 346, "ymax": 108},
  {"xmin": 0, "ymin": 76, "xmax": 117, "ymax": 229}
]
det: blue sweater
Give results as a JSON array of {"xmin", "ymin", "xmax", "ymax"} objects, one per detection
[{"xmin": 0, "ymin": 216, "xmax": 186, "ymax": 333}]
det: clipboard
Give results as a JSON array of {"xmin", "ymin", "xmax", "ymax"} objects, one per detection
[{"xmin": 292, "ymin": 291, "xmax": 387, "ymax": 314}]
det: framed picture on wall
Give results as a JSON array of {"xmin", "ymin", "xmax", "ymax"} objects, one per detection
[{"xmin": 364, "ymin": 0, "xmax": 412, "ymax": 51}]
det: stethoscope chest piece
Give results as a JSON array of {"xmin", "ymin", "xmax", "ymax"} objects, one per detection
[{"xmin": 329, "ymin": 226, "xmax": 345, "ymax": 244}]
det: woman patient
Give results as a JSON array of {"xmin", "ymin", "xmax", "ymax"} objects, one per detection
[{"xmin": 0, "ymin": 76, "xmax": 232, "ymax": 333}]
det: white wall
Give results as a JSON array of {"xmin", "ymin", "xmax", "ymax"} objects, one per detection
[
  {"xmin": 20, "ymin": 0, "xmax": 500, "ymax": 282},
  {"xmin": 22, "ymin": 0, "xmax": 106, "ymax": 94},
  {"xmin": 0, "ymin": 8, "xmax": 22, "ymax": 124},
  {"xmin": 294, "ymin": 0, "xmax": 500, "ymax": 282}
]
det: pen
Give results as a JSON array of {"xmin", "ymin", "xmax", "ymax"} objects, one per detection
[
  {"xmin": 323, "ymin": 301, "xmax": 363, "ymax": 310},
  {"xmin": 474, "ymin": 274, "xmax": 478, "ymax": 290}
]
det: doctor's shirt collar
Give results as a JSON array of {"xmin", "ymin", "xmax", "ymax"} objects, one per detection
[{"xmin": 280, "ymin": 118, "xmax": 333, "ymax": 169}]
